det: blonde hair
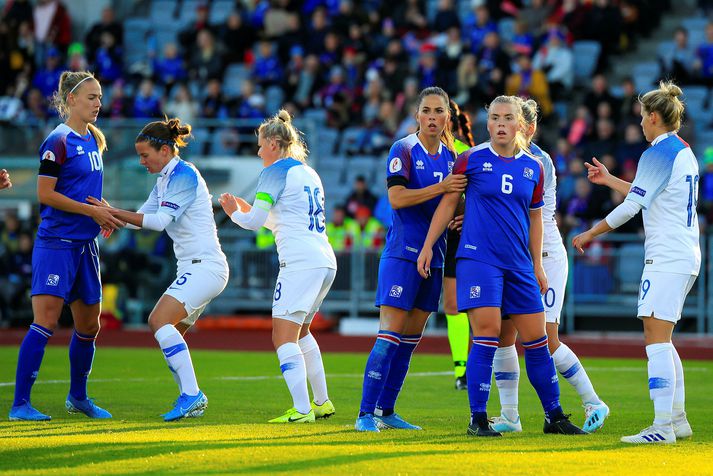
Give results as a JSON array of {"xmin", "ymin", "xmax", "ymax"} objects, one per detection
[
  {"xmin": 487, "ymin": 95, "xmax": 530, "ymax": 153},
  {"xmin": 416, "ymin": 86, "xmax": 456, "ymax": 155},
  {"xmin": 639, "ymin": 80, "xmax": 685, "ymax": 131},
  {"xmin": 257, "ymin": 109, "xmax": 309, "ymax": 162},
  {"xmin": 136, "ymin": 117, "xmax": 192, "ymax": 154},
  {"xmin": 50, "ymin": 71, "xmax": 107, "ymax": 152}
]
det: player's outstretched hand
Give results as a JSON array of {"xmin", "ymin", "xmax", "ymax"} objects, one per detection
[
  {"xmin": 0, "ymin": 169, "xmax": 11, "ymax": 190},
  {"xmin": 572, "ymin": 231, "xmax": 593, "ymax": 254},
  {"xmin": 534, "ymin": 264, "xmax": 548, "ymax": 295},
  {"xmin": 441, "ymin": 173, "xmax": 467, "ymax": 194},
  {"xmin": 416, "ymin": 247, "xmax": 433, "ymax": 279},
  {"xmin": 88, "ymin": 206, "xmax": 125, "ymax": 230},
  {"xmin": 219, "ymin": 193, "xmax": 239, "ymax": 216},
  {"xmin": 448, "ymin": 213, "xmax": 464, "ymax": 232},
  {"xmin": 584, "ymin": 157, "xmax": 611, "ymax": 186},
  {"xmin": 86, "ymin": 196, "xmax": 110, "ymax": 208}
]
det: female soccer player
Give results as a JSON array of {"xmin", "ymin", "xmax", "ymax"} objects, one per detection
[
  {"xmin": 417, "ymin": 95, "xmax": 585, "ymax": 437},
  {"xmin": 219, "ymin": 109, "xmax": 337, "ymax": 423},
  {"xmin": 491, "ymin": 98, "xmax": 609, "ymax": 434},
  {"xmin": 573, "ymin": 81, "xmax": 698, "ymax": 444},
  {"xmin": 87, "ymin": 117, "xmax": 229, "ymax": 421},
  {"xmin": 445, "ymin": 99, "xmax": 475, "ymax": 390},
  {"xmin": 9, "ymin": 71, "xmax": 123, "ymax": 421},
  {"xmin": 355, "ymin": 86, "xmax": 466, "ymax": 432},
  {"xmin": 0, "ymin": 169, "xmax": 11, "ymax": 189}
]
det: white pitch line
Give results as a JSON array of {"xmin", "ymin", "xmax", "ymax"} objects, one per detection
[{"xmin": 0, "ymin": 366, "xmax": 707, "ymax": 388}]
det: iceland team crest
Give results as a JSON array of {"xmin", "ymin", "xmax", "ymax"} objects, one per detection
[
  {"xmin": 523, "ymin": 167, "xmax": 534, "ymax": 179},
  {"xmin": 389, "ymin": 285, "xmax": 403, "ymax": 298}
]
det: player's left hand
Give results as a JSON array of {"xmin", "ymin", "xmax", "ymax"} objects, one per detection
[
  {"xmin": 86, "ymin": 196, "xmax": 112, "ymax": 208},
  {"xmin": 449, "ymin": 214, "xmax": 464, "ymax": 232},
  {"xmin": 534, "ymin": 264, "xmax": 548, "ymax": 295},
  {"xmin": 218, "ymin": 193, "xmax": 239, "ymax": 216},
  {"xmin": 572, "ymin": 231, "xmax": 592, "ymax": 254},
  {"xmin": 0, "ymin": 169, "xmax": 11, "ymax": 190},
  {"xmin": 416, "ymin": 247, "xmax": 433, "ymax": 279}
]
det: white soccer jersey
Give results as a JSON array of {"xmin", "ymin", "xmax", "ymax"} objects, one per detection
[
  {"xmin": 531, "ymin": 142, "xmax": 565, "ymax": 255},
  {"xmin": 626, "ymin": 132, "xmax": 701, "ymax": 275},
  {"xmin": 139, "ymin": 156, "xmax": 227, "ymax": 266},
  {"xmin": 257, "ymin": 158, "xmax": 337, "ymax": 271}
]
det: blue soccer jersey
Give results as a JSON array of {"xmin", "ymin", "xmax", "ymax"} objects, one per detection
[
  {"xmin": 381, "ymin": 134, "xmax": 455, "ymax": 268},
  {"xmin": 454, "ymin": 142, "xmax": 545, "ymax": 271},
  {"xmin": 37, "ymin": 123, "xmax": 103, "ymax": 242}
]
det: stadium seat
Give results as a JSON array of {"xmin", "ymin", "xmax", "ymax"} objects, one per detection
[
  {"xmin": 338, "ymin": 127, "xmax": 366, "ymax": 156},
  {"xmin": 123, "ymin": 18, "xmax": 150, "ymax": 65},
  {"xmin": 265, "ymin": 86, "xmax": 284, "ymax": 115},
  {"xmin": 150, "ymin": 0, "xmax": 178, "ymax": 26},
  {"xmin": 657, "ymin": 41, "xmax": 675, "ymax": 62},
  {"xmin": 572, "ymin": 41, "xmax": 601, "ymax": 84},
  {"xmin": 632, "ymin": 62, "xmax": 661, "ymax": 93},
  {"xmin": 184, "ymin": 127, "xmax": 210, "ymax": 157},
  {"xmin": 498, "ymin": 18, "xmax": 516, "ymax": 43},
  {"xmin": 303, "ymin": 108, "xmax": 327, "ymax": 126},
  {"xmin": 179, "ymin": 0, "xmax": 203, "ymax": 27},
  {"xmin": 682, "ymin": 17, "xmax": 709, "ymax": 35},
  {"xmin": 210, "ymin": 0, "xmax": 236, "ymax": 25},
  {"xmin": 682, "ymin": 85, "xmax": 708, "ymax": 107},
  {"xmin": 311, "ymin": 127, "xmax": 338, "ymax": 162},
  {"xmin": 616, "ymin": 243, "xmax": 645, "ymax": 293},
  {"xmin": 222, "ymin": 64, "xmax": 250, "ymax": 98},
  {"xmin": 153, "ymin": 25, "xmax": 181, "ymax": 59}
]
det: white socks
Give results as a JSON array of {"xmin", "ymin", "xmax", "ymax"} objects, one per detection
[
  {"xmin": 646, "ymin": 343, "xmax": 676, "ymax": 426},
  {"xmin": 552, "ymin": 343, "xmax": 600, "ymax": 405},
  {"xmin": 277, "ymin": 342, "xmax": 310, "ymax": 414},
  {"xmin": 670, "ymin": 344, "xmax": 686, "ymax": 418},
  {"xmin": 299, "ymin": 333, "xmax": 329, "ymax": 405},
  {"xmin": 493, "ymin": 345, "xmax": 520, "ymax": 421},
  {"xmin": 155, "ymin": 324, "xmax": 199, "ymax": 396}
]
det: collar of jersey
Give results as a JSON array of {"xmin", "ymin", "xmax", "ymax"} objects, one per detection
[
  {"xmin": 415, "ymin": 134, "xmax": 443, "ymax": 158},
  {"xmin": 651, "ymin": 131, "xmax": 674, "ymax": 146},
  {"xmin": 59, "ymin": 123, "xmax": 92, "ymax": 141},
  {"xmin": 160, "ymin": 156, "xmax": 181, "ymax": 177},
  {"xmin": 487, "ymin": 142, "xmax": 525, "ymax": 161}
]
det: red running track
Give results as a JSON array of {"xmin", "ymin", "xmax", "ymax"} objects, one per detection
[{"xmin": 0, "ymin": 329, "xmax": 712, "ymax": 360}]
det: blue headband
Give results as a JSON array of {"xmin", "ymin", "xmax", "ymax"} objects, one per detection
[{"xmin": 137, "ymin": 133, "xmax": 175, "ymax": 148}]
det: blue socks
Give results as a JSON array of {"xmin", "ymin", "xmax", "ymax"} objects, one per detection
[
  {"xmin": 467, "ymin": 336, "xmax": 499, "ymax": 420},
  {"xmin": 523, "ymin": 336, "xmax": 563, "ymax": 420},
  {"xmin": 69, "ymin": 330, "xmax": 97, "ymax": 401},
  {"xmin": 13, "ymin": 324, "xmax": 53, "ymax": 407},
  {"xmin": 359, "ymin": 330, "xmax": 401, "ymax": 415},
  {"xmin": 376, "ymin": 334, "xmax": 422, "ymax": 415}
]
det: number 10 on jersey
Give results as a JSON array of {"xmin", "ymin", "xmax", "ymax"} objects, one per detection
[{"xmin": 304, "ymin": 186, "xmax": 326, "ymax": 232}]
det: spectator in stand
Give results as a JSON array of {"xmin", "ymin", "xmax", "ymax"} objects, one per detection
[
  {"xmin": 532, "ymin": 28, "xmax": 573, "ymax": 101},
  {"xmin": 319, "ymin": 31, "xmax": 342, "ymax": 73},
  {"xmin": 659, "ymin": 27, "xmax": 696, "ymax": 85},
  {"xmin": 475, "ymin": 31, "xmax": 510, "ymax": 104},
  {"xmin": 432, "ymin": 0, "xmax": 460, "ymax": 32},
  {"xmin": 201, "ymin": 79, "xmax": 227, "ymax": 119},
  {"xmin": 0, "ymin": 231, "xmax": 33, "ymax": 318},
  {"xmin": 292, "ymin": 54, "xmax": 321, "ymax": 109},
  {"xmin": 84, "ymin": 6, "xmax": 123, "ymax": 62},
  {"xmin": 105, "ymin": 80, "xmax": 130, "ymax": 118},
  {"xmin": 33, "ymin": 0, "xmax": 71, "ymax": 64},
  {"xmin": 1, "ymin": 212, "xmax": 22, "ymax": 254},
  {"xmin": 509, "ymin": 20, "xmax": 535, "ymax": 57},
  {"xmin": 617, "ymin": 76, "xmax": 639, "ymax": 126},
  {"xmin": 165, "ymin": 83, "xmax": 199, "ymax": 125},
  {"xmin": 344, "ymin": 175, "xmax": 378, "ymax": 218},
  {"xmin": 4, "ymin": 0, "xmax": 33, "ymax": 36},
  {"xmin": 252, "ymin": 40, "xmax": 284, "ymax": 88},
  {"xmin": 189, "ymin": 29, "xmax": 224, "ymax": 83},
  {"xmin": 178, "ymin": 3, "xmax": 213, "ymax": 60},
  {"xmin": 393, "ymin": 0, "xmax": 429, "ymax": 38},
  {"xmin": 354, "ymin": 205, "xmax": 385, "ymax": 250},
  {"xmin": 218, "ymin": 11, "xmax": 256, "ymax": 66},
  {"xmin": 132, "ymin": 78, "xmax": 162, "ymax": 119},
  {"xmin": 615, "ymin": 123, "xmax": 648, "ymax": 170},
  {"xmin": 438, "ymin": 26, "xmax": 463, "ymax": 95},
  {"xmin": 230, "ymin": 79, "xmax": 265, "ymax": 120},
  {"xmin": 518, "ymin": 0, "xmax": 551, "ymax": 38},
  {"xmin": 454, "ymin": 53, "xmax": 478, "ymax": 106},
  {"xmin": 466, "ymin": 4, "xmax": 497, "ymax": 54},
  {"xmin": 558, "ymin": 158, "xmax": 586, "ymax": 206},
  {"xmin": 694, "ymin": 22, "xmax": 713, "ymax": 89},
  {"xmin": 67, "ymin": 42, "xmax": 88, "ymax": 72},
  {"xmin": 699, "ymin": 148, "xmax": 713, "ymax": 225},
  {"xmin": 505, "ymin": 54, "xmax": 552, "ymax": 117},
  {"xmin": 327, "ymin": 205, "xmax": 360, "ymax": 252},
  {"xmin": 25, "ymin": 87, "xmax": 49, "ymax": 123},
  {"xmin": 563, "ymin": 177, "xmax": 594, "ymax": 234},
  {"xmin": 584, "ymin": 74, "xmax": 618, "ymax": 121},
  {"xmin": 417, "ymin": 43, "xmax": 438, "ymax": 89},
  {"xmin": 305, "ymin": 6, "xmax": 329, "ymax": 55},
  {"xmin": 93, "ymin": 32, "xmax": 122, "ymax": 84},
  {"xmin": 582, "ymin": 119, "xmax": 617, "ymax": 160},
  {"xmin": 154, "ymin": 43, "xmax": 187, "ymax": 92},
  {"xmin": 32, "ymin": 46, "xmax": 62, "ymax": 99}
]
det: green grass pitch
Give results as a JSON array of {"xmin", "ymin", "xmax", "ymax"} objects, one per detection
[{"xmin": 1, "ymin": 346, "xmax": 712, "ymax": 475}]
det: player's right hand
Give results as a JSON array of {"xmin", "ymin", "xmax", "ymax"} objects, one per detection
[
  {"xmin": 0, "ymin": 169, "xmax": 11, "ymax": 190},
  {"xmin": 572, "ymin": 230, "xmax": 593, "ymax": 254},
  {"xmin": 584, "ymin": 157, "xmax": 611, "ymax": 186},
  {"xmin": 416, "ymin": 247, "xmax": 433, "ymax": 279},
  {"xmin": 441, "ymin": 174, "xmax": 467, "ymax": 194},
  {"xmin": 218, "ymin": 193, "xmax": 239, "ymax": 216},
  {"xmin": 89, "ymin": 206, "xmax": 125, "ymax": 230}
]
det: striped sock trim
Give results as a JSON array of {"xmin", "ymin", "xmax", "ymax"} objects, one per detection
[
  {"xmin": 472, "ymin": 336, "xmax": 499, "ymax": 348},
  {"xmin": 400, "ymin": 334, "xmax": 422, "ymax": 346},
  {"xmin": 73, "ymin": 331, "xmax": 97, "ymax": 342},
  {"xmin": 376, "ymin": 330, "xmax": 401, "ymax": 345},
  {"xmin": 30, "ymin": 324, "xmax": 53, "ymax": 339},
  {"xmin": 522, "ymin": 336, "xmax": 548, "ymax": 350}
]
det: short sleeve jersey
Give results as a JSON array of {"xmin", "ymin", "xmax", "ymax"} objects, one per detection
[
  {"xmin": 37, "ymin": 123, "xmax": 103, "ymax": 242},
  {"xmin": 382, "ymin": 134, "xmax": 456, "ymax": 267},
  {"xmin": 144, "ymin": 157, "xmax": 226, "ymax": 266},
  {"xmin": 626, "ymin": 133, "xmax": 701, "ymax": 275},
  {"xmin": 256, "ymin": 158, "xmax": 337, "ymax": 271},
  {"xmin": 530, "ymin": 142, "xmax": 564, "ymax": 254},
  {"xmin": 454, "ymin": 142, "xmax": 545, "ymax": 271}
]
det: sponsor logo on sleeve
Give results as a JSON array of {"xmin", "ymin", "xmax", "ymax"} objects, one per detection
[
  {"xmin": 631, "ymin": 186, "xmax": 647, "ymax": 197},
  {"xmin": 43, "ymin": 150, "xmax": 56, "ymax": 162},
  {"xmin": 389, "ymin": 157, "xmax": 403, "ymax": 173},
  {"xmin": 161, "ymin": 201, "xmax": 180, "ymax": 210}
]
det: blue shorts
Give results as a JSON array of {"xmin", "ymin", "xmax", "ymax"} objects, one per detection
[
  {"xmin": 31, "ymin": 239, "xmax": 102, "ymax": 305},
  {"xmin": 375, "ymin": 257, "xmax": 442, "ymax": 312},
  {"xmin": 456, "ymin": 258, "xmax": 544, "ymax": 315}
]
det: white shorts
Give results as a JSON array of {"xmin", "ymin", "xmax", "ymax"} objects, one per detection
[
  {"xmin": 542, "ymin": 250, "xmax": 567, "ymax": 324},
  {"xmin": 272, "ymin": 267, "xmax": 336, "ymax": 325},
  {"xmin": 637, "ymin": 270, "xmax": 697, "ymax": 323},
  {"xmin": 164, "ymin": 260, "xmax": 229, "ymax": 326}
]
